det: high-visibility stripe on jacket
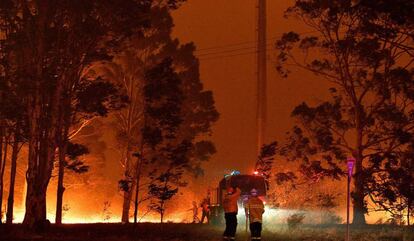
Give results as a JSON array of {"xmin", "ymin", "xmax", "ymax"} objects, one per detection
[
  {"xmin": 245, "ymin": 197, "xmax": 264, "ymax": 223},
  {"xmin": 223, "ymin": 188, "xmax": 241, "ymax": 213}
]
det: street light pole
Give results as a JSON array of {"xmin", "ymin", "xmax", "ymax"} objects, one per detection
[{"xmin": 346, "ymin": 158, "xmax": 355, "ymax": 241}]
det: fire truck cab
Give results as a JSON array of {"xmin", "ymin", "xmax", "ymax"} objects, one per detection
[{"xmin": 209, "ymin": 173, "xmax": 267, "ymax": 225}]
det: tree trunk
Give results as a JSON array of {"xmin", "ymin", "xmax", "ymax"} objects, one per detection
[
  {"xmin": 0, "ymin": 128, "xmax": 3, "ymax": 223},
  {"xmin": 24, "ymin": 132, "xmax": 56, "ymax": 227},
  {"xmin": 0, "ymin": 134, "xmax": 9, "ymax": 223},
  {"xmin": 121, "ymin": 179, "xmax": 135, "ymax": 223},
  {"xmin": 23, "ymin": 92, "xmax": 41, "ymax": 227},
  {"xmin": 121, "ymin": 188, "xmax": 130, "ymax": 223},
  {"xmin": 160, "ymin": 175, "xmax": 170, "ymax": 224},
  {"xmin": 133, "ymin": 112, "xmax": 146, "ymax": 224},
  {"xmin": 408, "ymin": 198, "xmax": 411, "ymax": 226},
  {"xmin": 55, "ymin": 116, "xmax": 70, "ymax": 225},
  {"xmin": 6, "ymin": 131, "xmax": 20, "ymax": 224},
  {"xmin": 133, "ymin": 158, "xmax": 143, "ymax": 223},
  {"xmin": 55, "ymin": 142, "xmax": 66, "ymax": 224},
  {"xmin": 23, "ymin": 182, "xmax": 48, "ymax": 227},
  {"xmin": 352, "ymin": 181, "xmax": 366, "ymax": 225},
  {"xmin": 352, "ymin": 158, "xmax": 367, "ymax": 225},
  {"xmin": 23, "ymin": 0, "xmax": 53, "ymax": 227},
  {"xmin": 160, "ymin": 190, "xmax": 165, "ymax": 224},
  {"xmin": 121, "ymin": 148, "xmax": 134, "ymax": 223},
  {"xmin": 121, "ymin": 79, "xmax": 136, "ymax": 223},
  {"xmin": 23, "ymin": 96, "xmax": 40, "ymax": 227},
  {"xmin": 24, "ymin": 81, "xmax": 62, "ymax": 226},
  {"xmin": 23, "ymin": 101, "xmax": 58, "ymax": 227},
  {"xmin": 352, "ymin": 106, "xmax": 366, "ymax": 225}
]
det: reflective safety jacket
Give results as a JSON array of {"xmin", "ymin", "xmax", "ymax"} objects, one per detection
[
  {"xmin": 222, "ymin": 188, "xmax": 241, "ymax": 213},
  {"xmin": 245, "ymin": 197, "xmax": 265, "ymax": 223}
]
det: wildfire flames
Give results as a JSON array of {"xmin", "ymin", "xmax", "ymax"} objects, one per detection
[
  {"xmin": 2, "ymin": 154, "xmax": 197, "ymax": 224},
  {"xmin": 1, "ymin": 154, "xmax": 388, "ymax": 225},
  {"xmin": 9, "ymin": 194, "xmax": 194, "ymax": 224}
]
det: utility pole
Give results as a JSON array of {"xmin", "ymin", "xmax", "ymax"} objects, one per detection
[{"xmin": 256, "ymin": 0, "xmax": 267, "ymax": 156}]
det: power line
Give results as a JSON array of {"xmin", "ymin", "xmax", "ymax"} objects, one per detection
[
  {"xmin": 195, "ymin": 36, "xmax": 279, "ymax": 53},
  {"xmin": 196, "ymin": 30, "xmax": 321, "ymax": 61},
  {"xmin": 197, "ymin": 45, "xmax": 276, "ymax": 61},
  {"xmin": 194, "ymin": 30, "xmax": 318, "ymax": 54},
  {"xmin": 198, "ymin": 50, "xmax": 259, "ymax": 61},
  {"xmin": 196, "ymin": 42, "xmax": 275, "ymax": 57}
]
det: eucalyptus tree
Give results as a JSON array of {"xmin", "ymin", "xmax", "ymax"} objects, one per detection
[
  {"xmin": 276, "ymin": 0, "xmax": 414, "ymax": 224},
  {"xmin": 90, "ymin": 6, "xmax": 218, "ymax": 223},
  {"xmin": 0, "ymin": 18, "xmax": 27, "ymax": 224},
  {"xmin": 0, "ymin": 0, "xmax": 159, "ymax": 227}
]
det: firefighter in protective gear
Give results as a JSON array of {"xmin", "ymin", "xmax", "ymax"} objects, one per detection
[
  {"xmin": 200, "ymin": 198, "xmax": 210, "ymax": 224},
  {"xmin": 245, "ymin": 188, "xmax": 265, "ymax": 240},
  {"xmin": 222, "ymin": 186, "xmax": 241, "ymax": 240}
]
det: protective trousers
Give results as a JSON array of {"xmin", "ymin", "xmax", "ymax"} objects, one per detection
[
  {"xmin": 223, "ymin": 212, "xmax": 237, "ymax": 240},
  {"xmin": 201, "ymin": 211, "xmax": 210, "ymax": 224},
  {"xmin": 250, "ymin": 222, "xmax": 262, "ymax": 240}
]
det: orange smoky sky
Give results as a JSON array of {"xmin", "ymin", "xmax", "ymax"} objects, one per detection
[{"xmin": 172, "ymin": 0, "xmax": 331, "ymax": 186}]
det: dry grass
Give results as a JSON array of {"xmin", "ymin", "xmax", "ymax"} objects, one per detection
[{"xmin": 0, "ymin": 223, "xmax": 413, "ymax": 241}]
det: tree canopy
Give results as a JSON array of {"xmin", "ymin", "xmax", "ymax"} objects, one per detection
[{"xmin": 276, "ymin": 0, "xmax": 414, "ymax": 224}]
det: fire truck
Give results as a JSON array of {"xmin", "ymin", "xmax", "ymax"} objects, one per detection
[{"xmin": 209, "ymin": 171, "xmax": 267, "ymax": 225}]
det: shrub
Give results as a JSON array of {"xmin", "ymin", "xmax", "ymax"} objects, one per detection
[
  {"xmin": 321, "ymin": 212, "xmax": 343, "ymax": 224},
  {"xmin": 287, "ymin": 213, "xmax": 305, "ymax": 229}
]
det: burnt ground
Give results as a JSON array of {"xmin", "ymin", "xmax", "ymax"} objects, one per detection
[{"xmin": 0, "ymin": 223, "xmax": 413, "ymax": 241}]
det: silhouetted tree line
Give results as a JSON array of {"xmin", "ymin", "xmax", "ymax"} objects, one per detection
[
  {"xmin": 264, "ymin": 0, "xmax": 414, "ymax": 226},
  {"xmin": 0, "ymin": 0, "xmax": 218, "ymax": 228}
]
